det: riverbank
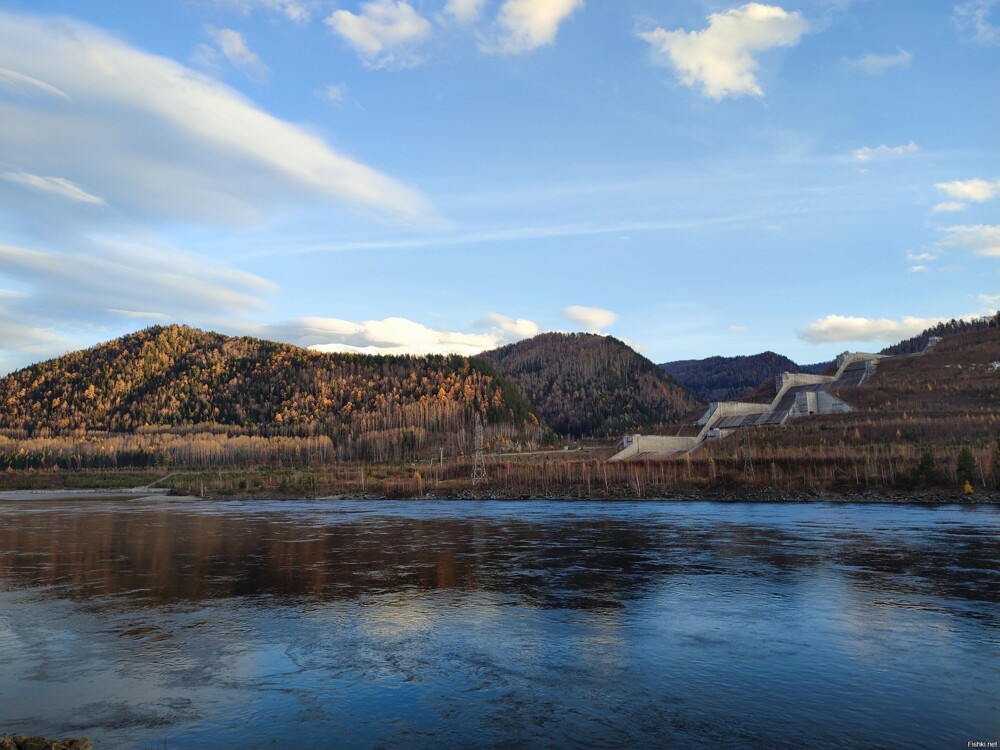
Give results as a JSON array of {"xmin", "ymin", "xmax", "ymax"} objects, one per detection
[
  {"xmin": 0, "ymin": 485, "xmax": 993, "ymax": 504},
  {"xmin": 0, "ymin": 736, "xmax": 91, "ymax": 750},
  {"xmin": 0, "ymin": 462, "xmax": 994, "ymax": 504}
]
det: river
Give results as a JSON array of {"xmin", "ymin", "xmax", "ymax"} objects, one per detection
[{"xmin": 0, "ymin": 499, "xmax": 997, "ymax": 748}]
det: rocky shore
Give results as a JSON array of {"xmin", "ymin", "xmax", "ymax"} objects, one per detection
[{"xmin": 0, "ymin": 737, "xmax": 92, "ymax": 750}]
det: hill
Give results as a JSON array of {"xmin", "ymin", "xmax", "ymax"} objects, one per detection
[
  {"xmin": 0, "ymin": 325, "xmax": 540, "ymax": 460},
  {"xmin": 479, "ymin": 333, "xmax": 702, "ymax": 438},
  {"xmin": 662, "ymin": 352, "xmax": 832, "ymax": 403},
  {"xmin": 880, "ymin": 313, "xmax": 1000, "ymax": 355}
]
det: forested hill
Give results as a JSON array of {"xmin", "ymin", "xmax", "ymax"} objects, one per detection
[
  {"xmin": 880, "ymin": 313, "xmax": 1000, "ymax": 355},
  {"xmin": 478, "ymin": 333, "xmax": 702, "ymax": 438},
  {"xmin": 0, "ymin": 325, "xmax": 538, "ymax": 437},
  {"xmin": 661, "ymin": 352, "xmax": 832, "ymax": 403}
]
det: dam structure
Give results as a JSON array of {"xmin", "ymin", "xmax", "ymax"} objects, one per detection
[{"xmin": 609, "ymin": 352, "xmax": 886, "ymax": 462}]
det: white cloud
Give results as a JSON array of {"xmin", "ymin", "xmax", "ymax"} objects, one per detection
[
  {"xmin": 842, "ymin": 49, "xmax": 912, "ymax": 75},
  {"xmin": 953, "ymin": 0, "xmax": 1000, "ymax": 45},
  {"xmin": 194, "ymin": 28, "xmax": 271, "ymax": 83},
  {"xmin": 443, "ymin": 0, "xmax": 487, "ymax": 24},
  {"xmin": 2, "ymin": 171, "xmax": 106, "ymax": 205},
  {"xmin": 906, "ymin": 265, "xmax": 929, "ymax": 273},
  {"xmin": 638, "ymin": 3, "xmax": 808, "ymax": 99},
  {"xmin": 937, "ymin": 224, "xmax": 1000, "ymax": 256},
  {"xmin": 851, "ymin": 141, "xmax": 918, "ymax": 162},
  {"xmin": 0, "ymin": 67, "xmax": 69, "ymax": 100},
  {"xmin": 479, "ymin": 311, "xmax": 541, "ymax": 339},
  {"xmin": 268, "ymin": 311, "xmax": 542, "ymax": 357},
  {"xmin": 799, "ymin": 314, "xmax": 946, "ymax": 343},
  {"xmin": 0, "ymin": 11, "xmax": 432, "ymax": 224},
  {"xmin": 485, "ymin": 0, "xmax": 584, "ymax": 54},
  {"xmin": 564, "ymin": 305, "xmax": 618, "ymax": 332},
  {"xmin": 297, "ymin": 316, "xmax": 499, "ymax": 356},
  {"xmin": 906, "ymin": 250, "xmax": 936, "ymax": 262},
  {"xmin": 729, "ymin": 324, "xmax": 749, "ymax": 333},
  {"xmin": 933, "ymin": 177, "xmax": 1000, "ymax": 211},
  {"xmin": 325, "ymin": 0, "xmax": 432, "ymax": 68}
]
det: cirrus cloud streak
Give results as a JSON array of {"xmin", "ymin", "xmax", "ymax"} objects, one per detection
[{"xmin": 0, "ymin": 10, "xmax": 433, "ymax": 225}]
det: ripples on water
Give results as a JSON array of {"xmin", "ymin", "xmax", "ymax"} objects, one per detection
[{"xmin": 0, "ymin": 499, "xmax": 997, "ymax": 748}]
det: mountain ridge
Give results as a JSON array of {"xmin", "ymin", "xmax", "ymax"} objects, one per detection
[
  {"xmin": 661, "ymin": 351, "xmax": 834, "ymax": 403},
  {"xmin": 480, "ymin": 332, "xmax": 703, "ymax": 438}
]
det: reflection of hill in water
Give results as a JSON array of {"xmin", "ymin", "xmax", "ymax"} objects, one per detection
[{"xmin": 0, "ymin": 502, "xmax": 996, "ymax": 611}]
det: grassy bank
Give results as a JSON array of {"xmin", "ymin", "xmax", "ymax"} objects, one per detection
[{"xmin": 1, "ymin": 448, "xmax": 993, "ymax": 502}]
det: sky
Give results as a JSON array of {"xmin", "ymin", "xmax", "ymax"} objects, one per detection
[{"xmin": 0, "ymin": 0, "xmax": 998, "ymax": 373}]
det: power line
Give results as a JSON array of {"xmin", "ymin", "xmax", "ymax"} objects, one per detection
[{"xmin": 472, "ymin": 413, "xmax": 487, "ymax": 486}]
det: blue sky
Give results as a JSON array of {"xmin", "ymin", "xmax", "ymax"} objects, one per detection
[{"xmin": 0, "ymin": 0, "xmax": 998, "ymax": 373}]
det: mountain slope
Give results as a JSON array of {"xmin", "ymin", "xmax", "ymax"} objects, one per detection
[
  {"xmin": 880, "ymin": 313, "xmax": 1000, "ymax": 355},
  {"xmin": 662, "ymin": 351, "xmax": 824, "ymax": 403},
  {"xmin": 0, "ymin": 325, "xmax": 539, "ymax": 443},
  {"xmin": 478, "ymin": 333, "xmax": 702, "ymax": 438}
]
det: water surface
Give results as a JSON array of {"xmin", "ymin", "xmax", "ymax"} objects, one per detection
[{"xmin": 0, "ymin": 499, "xmax": 997, "ymax": 748}]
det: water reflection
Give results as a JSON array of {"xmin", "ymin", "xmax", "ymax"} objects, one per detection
[
  {"xmin": 0, "ymin": 500, "xmax": 997, "ymax": 749},
  {"xmin": 1, "ymin": 501, "xmax": 997, "ymax": 611}
]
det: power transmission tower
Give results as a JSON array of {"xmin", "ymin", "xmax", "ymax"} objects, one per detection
[
  {"xmin": 472, "ymin": 413, "xmax": 488, "ymax": 486},
  {"xmin": 742, "ymin": 429, "xmax": 755, "ymax": 481}
]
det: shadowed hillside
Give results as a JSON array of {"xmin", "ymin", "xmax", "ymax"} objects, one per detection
[
  {"xmin": 662, "ymin": 352, "xmax": 834, "ymax": 403},
  {"xmin": 479, "ymin": 333, "xmax": 702, "ymax": 438}
]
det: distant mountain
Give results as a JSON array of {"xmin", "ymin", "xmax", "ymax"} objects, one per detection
[
  {"xmin": 479, "ymin": 333, "xmax": 702, "ymax": 438},
  {"xmin": 661, "ymin": 351, "xmax": 831, "ymax": 403},
  {"xmin": 0, "ymin": 325, "xmax": 540, "ymax": 458}
]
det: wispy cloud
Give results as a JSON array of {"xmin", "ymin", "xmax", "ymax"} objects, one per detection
[
  {"xmin": 213, "ymin": 0, "xmax": 313, "ymax": 24},
  {"xmin": 851, "ymin": 141, "xmax": 918, "ymax": 162},
  {"xmin": 933, "ymin": 177, "xmax": 1000, "ymax": 211},
  {"xmin": 638, "ymin": 3, "xmax": 808, "ymax": 99},
  {"xmin": 0, "ymin": 10, "xmax": 434, "ymax": 225},
  {"xmin": 325, "ymin": 0, "xmax": 433, "ymax": 68},
  {"xmin": 251, "ymin": 213, "xmax": 758, "ymax": 257},
  {"xmin": 0, "ymin": 66, "xmax": 69, "ymax": 100},
  {"xmin": 953, "ymin": 0, "xmax": 1000, "ymax": 45},
  {"xmin": 933, "ymin": 201, "xmax": 968, "ymax": 213},
  {"xmin": 484, "ymin": 0, "xmax": 584, "ymax": 54},
  {"xmin": 937, "ymin": 224, "xmax": 1000, "ymax": 256},
  {"xmin": 443, "ymin": 0, "xmax": 487, "ymax": 24},
  {"xmin": 193, "ymin": 27, "xmax": 271, "ymax": 83},
  {"xmin": 799, "ymin": 314, "xmax": 946, "ymax": 343},
  {"xmin": 2, "ymin": 171, "xmax": 105, "ymax": 205},
  {"xmin": 842, "ymin": 49, "xmax": 912, "ymax": 75},
  {"xmin": 318, "ymin": 83, "xmax": 346, "ymax": 103},
  {"xmin": 0, "ymin": 237, "xmax": 276, "ymax": 373},
  {"xmin": 565, "ymin": 305, "xmax": 618, "ymax": 332},
  {"xmin": 0, "ymin": 240, "xmax": 273, "ymax": 320}
]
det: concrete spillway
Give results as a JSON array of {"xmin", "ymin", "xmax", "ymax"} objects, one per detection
[{"xmin": 609, "ymin": 351, "xmax": 886, "ymax": 461}]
